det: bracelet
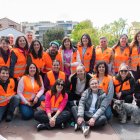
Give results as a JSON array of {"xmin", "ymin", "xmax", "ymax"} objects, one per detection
[{"xmin": 53, "ymin": 116, "xmax": 57, "ymax": 119}]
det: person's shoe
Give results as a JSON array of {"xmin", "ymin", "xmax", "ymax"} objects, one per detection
[
  {"xmin": 81, "ymin": 125, "xmax": 90, "ymax": 137},
  {"xmin": 74, "ymin": 123, "xmax": 80, "ymax": 131},
  {"xmin": 37, "ymin": 123, "xmax": 51, "ymax": 131},
  {"xmin": 5, "ymin": 114, "xmax": 13, "ymax": 122}
]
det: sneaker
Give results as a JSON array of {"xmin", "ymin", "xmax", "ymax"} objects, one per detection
[
  {"xmin": 82, "ymin": 125, "xmax": 90, "ymax": 137},
  {"xmin": 74, "ymin": 123, "xmax": 80, "ymax": 131},
  {"xmin": 37, "ymin": 123, "xmax": 50, "ymax": 131},
  {"xmin": 5, "ymin": 114, "xmax": 13, "ymax": 122},
  {"xmin": 61, "ymin": 123, "xmax": 65, "ymax": 129}
]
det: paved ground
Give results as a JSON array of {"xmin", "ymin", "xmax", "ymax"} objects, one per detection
[
  {"xmin": 0, "ymin": 116, "xmax": 140, "ymax": 140},
  {"xmin": 0, "ymin": 117, "xmax": 119, "ymax": 140}
]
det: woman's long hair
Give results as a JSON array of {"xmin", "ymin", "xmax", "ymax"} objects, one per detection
[
  {"xmin": 29, "ymin": 40, "xmax": 43, "ymax": 58},
  {"xmin": 130, "ymin": 31, "xmax": 140, "ymax": 48},
  {"xmin": 15, "ymin": 36, "xmax": 29, "ymax": 51},
  {"xmin": 61, "ymin": 37, "xmax": 72, "ymax": 50},
  {"xmin": 24, "ymin": 63, "xmax": 42, "ymax": 87},
  {"xmin": 113, "ymin": 34, "xmax": 129, "ymax": 50},
  {"xmin": 80, "ymin": 33, "xmax": 92, "ymax": 47},
  {"xmin": 51, "ymin": 79, "xmax": 66, "ymax": 97}
]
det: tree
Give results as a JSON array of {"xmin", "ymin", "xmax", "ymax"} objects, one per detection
[
  {"xmin": 71, "ymin": 20, "xmax": 99, "ymax": 46},
  {"xmin": 99, "ymin": 18, "xmax": 128, "ymax": 46},
  {"xmin": 43, "ymin": 27, "xmax": 64, "ymax": 50}
]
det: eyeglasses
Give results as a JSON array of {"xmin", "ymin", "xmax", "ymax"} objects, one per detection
[
  {"xmin": 57, "ymin": 83, "xmax": 64, "ymax": 86},
  {"xmin": 120, "ymin": 70, "xmax": 128, "ymax": 73}
]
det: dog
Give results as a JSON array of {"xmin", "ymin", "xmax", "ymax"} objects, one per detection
[{"xmin": 113, "ymin": 99, "xmax": 140, "ymax": 124}]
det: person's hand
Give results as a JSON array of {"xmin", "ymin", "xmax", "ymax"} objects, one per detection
[
  {"xmin": 49, "ymin": 117, "xmax": 56, "ymax": 127},
  {"xmin": 77, "ymin": 117, "xmax": 84, "ymax": 125},
  {"xmin": 116, "ymin": 92, "xmax": 122, "ymax": 99},
  {"xmin": 64, "ymin": 63, "xmax": 71, "ymax": 68},
  {"xmin": 33, "ymin": 96, "xmax": 39, "ymax": 105},
  {"xmin": 26, "ymin": 101, "xmax": 33, "ymax": 106},
  {"xmin": 88, "ymin": 118, "xmax": 95, "ymax": 126}
]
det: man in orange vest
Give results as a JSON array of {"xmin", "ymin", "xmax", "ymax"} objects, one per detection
[
  {"xmin": 95, "ymin": 37, "xmax": 114, "ymax": 75},
  {"xmin": 0, "ymin": 66, "xmax": 20, "ymax": 122},
  {"xmin": 43, "ymin": 41, "xmax": 62, "ymax": 72}
]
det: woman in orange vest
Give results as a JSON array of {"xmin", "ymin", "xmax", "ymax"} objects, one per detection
[
  {"xmin": 34, "ymin": 79, "xmax": 70, "ymax": 131},
  {"xmin": 0, "ymin": 37, "xmax": 11, "ymax": 68},
  {"xmin": 112, "ymin": 64, "xmax": 135, "ymax": 117},
  {"xmin": 130, "ymin": 31, "xmax": 140, "ymax": 80},
  {"xmin": 17, "ymin": 63, "xmax": 44, "ymax": 120},
  {"xmin": 77, "ymin": 34, "xmax": 95, "ymax": 73},
  {"xmin": 113, "ymin": 34, "xmax": 130, "ymax": 74},
  {"xmin": 27, "ymin": 40, "xmax": 45, "ymax": 75},
  {"xmin": 59, "ymin": 37, "xmax": 81, "ymax": 79},
  {"xmin": 10, "ymin": 36, "xmax": 28, "ymax": 85},
  {"xmin": 93, "ymin": 61, "xmax": 114, "ymax": 120},
  {"xmin": 44, "ymin": 60, "xmax": 65, "ymax": 92},
  {"xmin": 0, "ymin": 66, "xmax": 20, "ymax": 122}
]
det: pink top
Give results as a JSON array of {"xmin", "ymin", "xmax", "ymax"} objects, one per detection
[{"xmin": 45, "ymin": 91, "xmax": 68, "ymax": 113}]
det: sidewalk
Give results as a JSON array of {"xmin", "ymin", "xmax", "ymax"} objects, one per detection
[{"xmin": 0, "ymin": 118, "xmax": 119, "ymax": 140}]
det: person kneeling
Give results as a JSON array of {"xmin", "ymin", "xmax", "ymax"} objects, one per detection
[
  {"xmin": 0, "ymin": 66, "xmax": 20, "ymax": 122},
  {"xmin": 34, "ymin": 79, "xmax": 71, "ymax": 131},
  {"xmin": 74, "ymin": 78, "xmax": 108, "ymax": 137}
]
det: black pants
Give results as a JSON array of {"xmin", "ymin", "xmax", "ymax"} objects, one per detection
[
  {"xmin": 71, "ymin": 106, "xmax": 106, "ymax": 127},
  {"xmin": 34, "ymin": 110, "xmax": 71, "ymax": 127}
]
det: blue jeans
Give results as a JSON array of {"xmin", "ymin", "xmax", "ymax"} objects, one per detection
[
  {"xmin": 20, "ymin": 95, "xmax": 45, "ymax": 120},
  {"xmin": 105, "ymin": 105, "xmax": 112, "ymax": 120}
]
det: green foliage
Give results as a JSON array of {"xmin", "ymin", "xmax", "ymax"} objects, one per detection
[
  {"xmin": 43, "ymin": 28, "xmax": 64, "ymax": 50},
  {"xmin": 98, "ymin": 18, "xmax": 127, "ymax": 47},
  {"xmin": 71, "ymin": 18, "xmax": 129, "ymax": 47},
  {"xmin": 71, "ymin": 20, "xmax": 99, "ymax": 46}
]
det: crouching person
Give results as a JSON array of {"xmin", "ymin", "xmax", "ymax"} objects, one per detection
[
  {"xmin": 34, "ymin": 79, "xmax": 71, "ymax": 131},
  {"xmin": 0, "ymin": 66, "xmax": 20, "ymax": 122},
  {"xmin": 73, "ymin": 78, "xmax": 109, "ymax": 137},
  {"xmin": 17, "ymin": 63, "xmax": 44, "ymax": 120}
]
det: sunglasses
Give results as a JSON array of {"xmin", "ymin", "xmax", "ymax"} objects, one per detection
[
  {"xmin": 120, "ymin": 70, "xmax": 128, "ymax": 73},
  {"xmin": 57, "ymin": 83, "xmax": 64, "ymax": 86}
]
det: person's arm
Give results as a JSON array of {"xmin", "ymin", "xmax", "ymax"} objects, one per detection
[
  {"xmin": 36, "ymin": 76, "xmax": 44, "ymax": 98},
  {"xmin": 10, "ymin": 51, "xmax": 17, "ymax": 77},
  {"xmin": 70, "ymin": 51, "xmax": 81, "ymax": 67},
  {"xmin": 121, "ymin": 77, "xmax": 135, "ymax": 97},
  {"xmin": 43, "ymin": 74, "xmax": 50, "ymax": 92},
  {"xmin": 45, "ymin": 92, "xmax": 51, "ymax": 113},
  {"xmin": 17, "ymin": 77, "xmax": 28, "ymax": 104},
  {"xmin": 77, "ymin": 90, "xmax": 88, "ymax": 117},
  {"xmin": 89, "ymin": 48, "xmax": 95, "ymax": 73},
  {"xmin": 27, "ymin": 55, "xmax": 32, "ymax": 66}
]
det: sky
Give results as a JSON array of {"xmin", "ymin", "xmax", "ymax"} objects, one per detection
[{"xmin": 0, "ymin": 0, "xmax": 140, "ymax": 27}]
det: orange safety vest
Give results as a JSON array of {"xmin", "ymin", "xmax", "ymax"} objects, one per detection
[
  {"xmin": 47, "ymin": 70, "xmax": 65, "ymax": 87},
  {"xmin": 40, "ymin": 90, "xmax": 64, "ymax": 111},
  {"xmin": 43, "ymin": 52, "xmax": 62, "ymax": 73},
  {"xmin": 12, "ymin": 48, "xmax": 27, "ymax": 78},
  {"xmin": 60, "ymin": 49, "xmax": 79, "ymax": 74},
  {"xmin": 0, "ymin": 55, "xmax": 10, "ymax": 68},
  {"xmin": 0, "ymin": 78, "xmax": 15, "ymax": 106},
  {"xmin": 95, "ymin": 46, "xmax": 112, "ymax": 64},
  {"xmin": 130, "ymin": 45, "xmax": 140, "ymax": 71},
  {"xmin": 21, "ymin": 75, "xmax": 41, "ymax": 104},
  {"xmin": 113, "ymin": 77, "xmax": 131, "ymax": 93},
  {"xmin": 93, "ymin": 74, "xmax": 112, "ymax": 94},
  {"xmin": 78, "ymin": 45, "xmax": 93, "ymax": 72},
  {"xmin": 29, "ymin": 53, "xmax": 45, "ymax": 71},
  {"xmin": 114, "ymin": 46, "xmax": 130, "ymax": 72}
]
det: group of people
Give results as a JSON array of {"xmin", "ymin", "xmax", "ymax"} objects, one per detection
[{"xmin": 0, "ymin": 31, "xmax": 140, "ymax": 137}]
